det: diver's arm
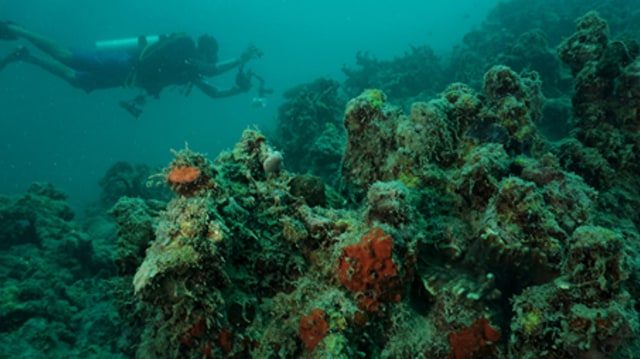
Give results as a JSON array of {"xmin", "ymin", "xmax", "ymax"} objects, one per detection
[
  {"xmin": 193, "ymin": 66, "xmax": 252, "ymax": 99},
  {"xmin": 192, "ymin": 58, "xmax": 239, "ymax": 77},
  {"xmin": 213, "ymin": 57, "xmax": 243, "ymax": 75},
  {"xmin": 194, "ymin": 56, "xmax": 243, "ymax": 77},
  {"xmin": 191, "ymin": 60, "xmax": 219, "ymax": 77},
  {"xmin": 196, "ymin": 45, "xmax": 262, "ymax": 77},
  {"xmin": 205, "ymin": 44, "xmax": 263, "ymax": 77},
  {"xmin": 193, "ymin": 79, "xmax": 244, "ymax": 99}
]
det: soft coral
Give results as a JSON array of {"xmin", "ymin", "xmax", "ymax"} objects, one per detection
[
  {"xmin": 298, "ymin": 309, "xmax": 328, "ymax": 351},
  {"xmin": 448, "ymin": 317, "xmax": 501, "ymax": 359},
  {"xmin": 337, "ymin": 227, "xmax": 403, "ymax": 311}
]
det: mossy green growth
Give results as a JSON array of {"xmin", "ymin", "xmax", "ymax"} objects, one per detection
[
  {"xmin": 514, "ymin": 124, "xmax": 535, "ymax": 142},
  {"xmin": 362, "ymin": 88, "xmax": 386, "ymax": 109},
  {"xmin": 315, "ymin": 333, "xmax": 350, "ymax": 359},
  {"xmin": 517, "ymin": 307, "xmax": 543, "ymax": 336},
  {"xmin": 312, "ymin": 308, "xmax": 352, "ymax": 358},
  {"xmin": 398, "ymin": 170, "xmax": 421, "ymax": 189},
  {"xmin": 0, "ymin": 285, "xmax": 20, "ymax": 312},
  {"xmin": 513, "ymin": 155, "xmax": 532, "ymax": 168}
]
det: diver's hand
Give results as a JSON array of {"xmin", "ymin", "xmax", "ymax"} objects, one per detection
[
  {"xmin": 240, "ymin": 44, "xmax": 263, "ymax": 63},
  {"xmin": 235, "ymin": 68, "xmax": 252, "ymax": 92}
]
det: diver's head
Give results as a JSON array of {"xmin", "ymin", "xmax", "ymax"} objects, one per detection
[{"xmin": 197, "ymin": 34, "xmax": 219, "ymax": 62}]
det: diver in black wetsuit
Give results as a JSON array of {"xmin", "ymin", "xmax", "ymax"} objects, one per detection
[{"xmin": 0, "ymin": 21, "xmax": 264, "ymax": 117}]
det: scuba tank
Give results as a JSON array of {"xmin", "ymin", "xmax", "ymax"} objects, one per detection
[{"xmin": 95, "ymin": 35, "xmax": 160, "ymax": 52}]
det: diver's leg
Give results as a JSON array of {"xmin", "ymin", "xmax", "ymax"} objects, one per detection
[
  {"xmin": 0, "ymin": 54, "xmax": 12, "ymax": 71},
  {"xmin": 0, "ymin": 47, "xmax": 21, "ymax": 71},
  {"xmin": 4, "ymin": 23, "xmax": 73, "ymax": 65},
  {"xmin": 16, "ymin": 47, "xmax": 78, "ymax": 87},
  {"xmin": 0, "ymin": 45, "xmax": 32, "ymax": 71}
]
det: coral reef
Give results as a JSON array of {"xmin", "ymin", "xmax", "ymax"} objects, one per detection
[
  {"xmin": 271, "ymin": 78, "xmax": 345, "ymax": 185},
  {"xmin": 114, "ymin": 32, "xmax": 639, "ymax": 355},
  {"xmin": 342, "ymin": 46, "xmax": 445, "ymax": 103},
  {"xmin": 509, "ymin": 227, "xmax": 634, "ymax": 357},
  {"xmin": 448, "ymin": 0, "xmax": 640, "ymax": 88},
  {"xmin": 0, "ymin": 182, "xmax": 74, "ymax": 249},
  {"xmin": 0, "ymin": 183, "xmax": 126, "ymax": 358},
  {"xmin": 6, "ymin": 2, "xmax": 640, "ymax": 358},
  {"xmin": 557, "ymin": 11, "xmax": 640, "ymax": 177},
  {"xmin": 97, "ymin": 161, "xmax": 170, "ymax": 209},
  {"xmin": 555, "ymin": 11, "xmax": 640, "ymax": 244}
]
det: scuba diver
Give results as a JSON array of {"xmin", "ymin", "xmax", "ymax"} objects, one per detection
[{"xmin": 0, "ymin": 21, "xmax": 267, "ymax": 117}]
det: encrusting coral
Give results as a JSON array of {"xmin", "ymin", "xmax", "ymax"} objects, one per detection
[
  {"xmin": 110, "ymin": 10, "xmax": 640, "ymax": 359},
  {"xmin": 298, "ymin": 308, "xmax": 329, "ymax": 351},
  {"xmin": 337, "ymin": 227, "xmax": 405, "ymax": 312}
]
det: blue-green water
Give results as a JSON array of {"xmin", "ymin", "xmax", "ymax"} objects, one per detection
[{"xmin": 0, "ymin": 0, "xmax": 497, "ymax": 211}]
